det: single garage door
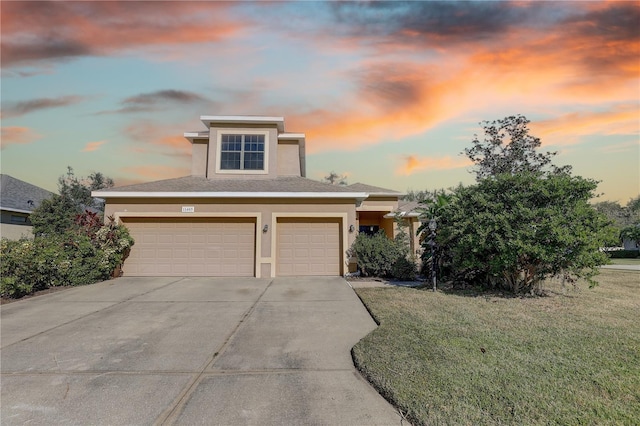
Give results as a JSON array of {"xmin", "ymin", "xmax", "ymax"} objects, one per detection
[
  {"xmin": 276, "ymin": 218, "xmax": 341, "ymax": 276},
  {"xmin": 122, "ymin": 218, "xmax": 255, "ymax": 277}
]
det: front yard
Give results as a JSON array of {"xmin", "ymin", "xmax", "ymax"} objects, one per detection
[{"xmin": 353, "ymin": 269, "xmax": 640, "ymax": 425}]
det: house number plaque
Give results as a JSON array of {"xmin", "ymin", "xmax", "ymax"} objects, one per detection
[{"xmin": 182, "ymin": 206, "xmax": 195, "ymax": 213}]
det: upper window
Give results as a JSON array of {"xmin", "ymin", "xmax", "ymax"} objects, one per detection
[{"xmin": 220, "ymin": 134, "xmax": 265, "ymax": 170}]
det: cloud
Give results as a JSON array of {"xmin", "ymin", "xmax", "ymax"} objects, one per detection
[
  {"xmin": 396, "ymin": 155, "xmax": 471, "ymax": 176},
  {"xmin": 96, "ymin": 90, "xmax": 209, "ymax": 115},
  {"xmin": 81, "ymin": 140, "xmax": 106, "ymax": 152},
  {"xmin": 1, "ymin": 2, "xmax": 245, "ymax": 68},
  {"xmin": 122, "ymin": 121, "xmax": 192, "ymax": 157},
  {"xmin": 2, "ymin": 95, "xmax": 85, "ymax": 118},
  {"xmin": 121, "ymin": 165, "xmax": 189, "ymax": 181},
  {"xmin": 0, "ymin": 126, "xmax": 41, "ymax": 149},
  {"xmin": 531, "ymin": 105, "xmax": 640, "ymax": 146},
  {"xmin": 600, "ymin": 141, "xmax": 639, "ymax": 154},
  {"xmin": 328, "ymin": 1, "xmax": 550, "ymax": 45}
]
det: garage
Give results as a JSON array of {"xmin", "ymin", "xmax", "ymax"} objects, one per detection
[
  {"xmin": 276, "ymin": 218, "xmax": 341, "ymax": 276},
  {"xmin": 122, "ymin": 217, "xmax": 255, "ymax": 277}
]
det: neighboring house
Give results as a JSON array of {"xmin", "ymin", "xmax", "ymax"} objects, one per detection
[
  {"xmin": 94, "ymin": 115, "xmax": 415, "ymax": 278},
  {"xmin": 0, "ymin": 174, "xmax": 54, "ymax": 240}
]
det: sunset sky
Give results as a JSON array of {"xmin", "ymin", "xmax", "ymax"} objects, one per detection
[{"xmin": 1, "ymin": 1, "xmax": 638, "ymax": 203}]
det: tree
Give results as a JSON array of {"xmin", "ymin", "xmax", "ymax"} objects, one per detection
[
  {"xmin": 464, "ymin": 115, "xmax": 571, "ymax": 180},
  {"xmin": 30, "ymin": 167, "xmax": 115, "ymax": 236},
  {"xmin": 58, "ymin": 167, "xmax": 114, "ymax": 212},
  {"xmin": 323, "ymin": 171, "xmax": 348, "ymax": 186},
  {"xmin": 430, "ymin": 173, "xmax": 610, "ymax": 294}
]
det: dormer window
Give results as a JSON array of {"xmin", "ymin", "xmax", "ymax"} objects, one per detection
[{"xmin": 216, "ymin": 130, "xmax": 269, "ymax": 174}]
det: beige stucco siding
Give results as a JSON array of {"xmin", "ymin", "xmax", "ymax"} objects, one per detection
[
  {"xmin": 191, "ymin": 140, "xmax": 208, "ymax": 177},
  {"xmin": 207, "ymin": 126, "xmax": 279, "ymax": 179},
  {"xmin": 0, "ymin": 223, "xmax": 34, "ymax": 240},
  {"xmin": 277, "ymin": 141, "xmax": 301, "ymax": 176},
  {"xmin": 105, "ymin": 197, "xmax": 357, "ymax": 278}
]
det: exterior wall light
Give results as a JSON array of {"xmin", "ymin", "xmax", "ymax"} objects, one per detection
[
  {"xmin": 349, "ymin": 225, "xmax": 355, "ymax": 233},
  {"xmin": 263, "ymin": 224, "xmax": 269, "ymax": 233}
]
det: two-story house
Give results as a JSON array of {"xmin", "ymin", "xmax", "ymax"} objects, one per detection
[{"xmin": 94, "ymin": 116, "xmax": 421, "ymax": 278}]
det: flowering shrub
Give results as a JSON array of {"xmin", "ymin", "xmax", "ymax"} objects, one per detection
[{"xmin": 0, "ymin": 216, "xmax": 134, "ymax": 299}]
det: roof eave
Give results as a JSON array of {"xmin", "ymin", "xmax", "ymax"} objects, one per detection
[
  {"xmin": 200, "ymin": 115, "xmax": 285, "ymax": 132},
  {"xmin": 0, "ymin": 206, "xmax": 33, "ymax": 214},
  {"xmin": 92, "ymin": 191, "xmax": 368, "ymax": 200}
]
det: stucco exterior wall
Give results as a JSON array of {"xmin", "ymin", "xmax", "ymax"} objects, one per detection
[
  {"xmin": 277, "ymin": 141, "xmax": 301, "ymax": 176},
  {"xmin": 207, "ymin": 125, "xmax": 279, "ymax": 180},
  {"xmin": 191, "ymin": 140, "xmax": 208, "ymax": 176},
  {"xmin": 0, "ymin": 223, "xmax": 33, "ymax": 240},
  {"xmin": 105, "ymin": 197, "xmax": 357, "ymax": 278}
]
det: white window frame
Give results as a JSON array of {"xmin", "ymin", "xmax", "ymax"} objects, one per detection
[{"xmin": 215, "ymin": 130, "xmax": 269, "ymax": 175}]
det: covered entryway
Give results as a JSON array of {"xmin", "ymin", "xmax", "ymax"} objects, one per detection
[
  {"xmin": 276, "ymin": 218, "xmax": 341, "ymax": 276},
  {"xmin": 122, "ymin": 218, "xmax": 255, "ymax": 277}
]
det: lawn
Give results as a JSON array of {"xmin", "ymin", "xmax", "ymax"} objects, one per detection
[
  {"xmin": 353, "ymin": 269, "xmax": 640, "ymax": 425},
  {"xmin": 609, "ymin": 258, "xmax": 640, "ymax": 266}
]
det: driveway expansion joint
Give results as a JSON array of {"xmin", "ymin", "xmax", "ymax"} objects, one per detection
[{"xmin": 154, "ymin": 279, "xmax": 276, "ymax": 426}]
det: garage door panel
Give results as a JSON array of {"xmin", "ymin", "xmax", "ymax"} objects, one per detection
[
  {"xmin": 123, "ymin": 218, "xmax": 255, "ymax": 277},
  {"xmin": 276, "ymin": 219, "xmax": 341, "ymax": 276}
]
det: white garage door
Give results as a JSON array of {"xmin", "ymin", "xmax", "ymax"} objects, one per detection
[
  {"xmin": 276, "ymin": 218, "xmax": 341, "ymax": 276},
  {"xmin": 122, "ymin": 218, "xmax": 255, "ymax": 277}
]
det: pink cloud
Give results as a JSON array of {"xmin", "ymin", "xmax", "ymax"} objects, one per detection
[
  {"xmin": 0, "ymin": 126, "xmax": 41, "ymax": 149},
  {"xmin": 81, "ymin": 140, "xmax": 106, "ymax": 152},
  {"xmin": 1, "ymin": 2, "xmax": 245, "ymax": 67},
  {"xmin": 123, "ymin": 121, "xmax": 191, "ymax": 157},
  {"xmin": 396, "ymin": 155, "xmax": 471, "ymax": 176},
  {"xmin": 121, "ymin": 165, "xmax": 189, "ymax": 181},
  {"xmin": 531, "ymin": 105, "xmax": 640, "ymax": 146}
]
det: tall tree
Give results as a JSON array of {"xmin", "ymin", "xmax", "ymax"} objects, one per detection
[
  {"xmin": 464, "ymin": 115, "xmax": 571, "ymax": 180},
  {"xmin": 30, "ymin": 167, "xmax": 115, "ymax": 236}
]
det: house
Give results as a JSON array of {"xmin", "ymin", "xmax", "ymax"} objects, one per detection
[
  {"xmin": 94, "ymin": 115, "xmax": 420, "ymax": 278},
  {"xmin": 0, "ymin": 174, "xmax": 54, "ymax": 240}
]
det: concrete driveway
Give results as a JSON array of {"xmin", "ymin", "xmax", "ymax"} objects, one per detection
[{"xmin": 1, "ymin": 277, "xmax": 402, "ymax": 425}]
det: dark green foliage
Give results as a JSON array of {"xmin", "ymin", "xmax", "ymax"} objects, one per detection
[
  {"xmin": 391, "ymin": 255, "xmax": 417, "ymax": 281},
  {"xmin": 30, "ymin": 194, "xmax": 78, "ymax": 236},
  {"xmin": 606, "ymin": 249, "xmax": 639, "ymax": 259},
  {"xmin": 1, "ymin": 218, "xmax": 134, "ymax": 299},
  {"xmin": 30, "ymin": 167, "xmax": 115, "ymax": 237},
  {"xmin": 348, "ymin": 231, "xmax": 402, "ymax": 278},
  {"xmin": 464, "ymin": 115, "xmax": 571, "ymax": 180},
  {"xmin": 430, "ymin": 173, "xmax": 610, "ymax": 294},
  {"xmin": 620, "ymin": 225, "xmax": 640, "ymax": 246}
]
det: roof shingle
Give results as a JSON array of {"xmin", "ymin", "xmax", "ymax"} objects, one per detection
[{"xmin": 0, "ymin": 175, "xmax": 54, "ymax": 213}]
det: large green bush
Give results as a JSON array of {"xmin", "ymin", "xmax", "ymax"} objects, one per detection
[
  {"xmin": 428, "ymin": 173, "xmax": 610, "ymax": 294},
  {"xmin": 348, "ymin": 230, "xmax": 416, "ymax": 279},
  {"xmin": 1, "ymin": 218, "xmax": 134, "ymax": 299}
]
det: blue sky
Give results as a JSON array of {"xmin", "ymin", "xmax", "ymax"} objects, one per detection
[{"xmin": 1, "ymin": 1, "xmax": 638, "ymax": 202}]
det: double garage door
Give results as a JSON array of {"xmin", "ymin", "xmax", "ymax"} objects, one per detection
[
  {"xmin": 122, "ymin": 217, "xmax": 341, "ymax": 277},
  {"xmin": 123, "ymin": 218, "xmax": 255, "ymax": 277}
]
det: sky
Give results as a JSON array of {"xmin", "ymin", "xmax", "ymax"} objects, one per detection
[{"xmin": 1, "ymin": 1, "xmax": 638, "ymax": 203}]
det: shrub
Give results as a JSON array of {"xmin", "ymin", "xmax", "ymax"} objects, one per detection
[
  {"xmin": 607, "ymin": 249, "xmax": 639, "ymax": 259},
  {"xmin": 348, "ymin": 231, "xmax": 403, "ymax": 278},
  {"xmin": 0, "ymin": 219, "xmax": 134, "ymax": 299},
  {"xmin": 391, "ymin": 255, "xmax": 418, "ymax": 281}
]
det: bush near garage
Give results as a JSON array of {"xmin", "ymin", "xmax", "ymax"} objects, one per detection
[
  {"xmin": 348, "ymin": 230, "xmax": 417, "ymax": 279},
  {"xmin": 0, "ymin": 214, "xmax": 134, "ymax": 299}
]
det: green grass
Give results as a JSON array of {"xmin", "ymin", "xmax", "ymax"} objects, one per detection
[
  {"xmin": 353, "ymin": 270, "xmax": 640, "ymax": 425},
  {"xmin": 609, "ymin": 258, "xmax": 640, "ymax": 266}
]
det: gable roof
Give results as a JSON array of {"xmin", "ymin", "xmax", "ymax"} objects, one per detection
[
  {"xmin": 347, "ymin": 182, "xmax": 403, "ymax": 196},
  {"xmin": 93, "ymin": 176, "xmax": 368, "ymax": 199},
  {"xmin": 0, "ymin": 174, "xmax": 54, "ymax": 214}
]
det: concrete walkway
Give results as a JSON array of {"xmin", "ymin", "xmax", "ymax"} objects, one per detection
[
  {"xmin": 600, "ymin": 264, "xmax": 640, "ymax": 271},
  {"xmin": 1, "ymin": 277, "xmax": 402, "ymax": 425}
]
